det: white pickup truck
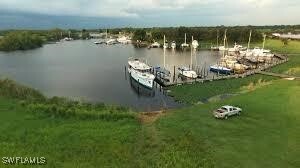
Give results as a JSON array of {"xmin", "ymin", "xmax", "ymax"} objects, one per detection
[{"xmin": 214, "ymin": 105, "xmax": 242, "ymax": 119}]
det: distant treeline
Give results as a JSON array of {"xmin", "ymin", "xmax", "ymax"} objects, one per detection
[
  {"xmin": 130, "ymin": 27, "xmax": 262, "ymax": 44},
  {"xmin": 0, "ymin": 29, "xmax": 90, "ymax": 51},
  {"xmin": 101, "ymin": 25, "xmax": 300, "ymax": 44}
]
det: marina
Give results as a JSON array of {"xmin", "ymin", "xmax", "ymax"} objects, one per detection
[{"xmin": 0, "ymin": 34, "xmax": 290, "ymax": 110}]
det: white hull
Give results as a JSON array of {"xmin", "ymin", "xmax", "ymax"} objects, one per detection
[
  {"xmin": 128, "ymin": 68, "xmax": 155, "ymax": 89},
  {"xmin": 178, "ymin": 68, "xmax": 198, "ymax": 79}
]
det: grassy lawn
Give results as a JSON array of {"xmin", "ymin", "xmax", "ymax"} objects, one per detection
[
  {"xmin": 156, "ymin": 79, "xmax": 300, "ymax": 168},
  {"xmin": 168, "ymin": 74, "xmax": 277, "ymax": 104}
]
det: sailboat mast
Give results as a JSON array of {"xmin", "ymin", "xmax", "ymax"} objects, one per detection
[
  {"xmin": 217, "ymin": 30, "xmax": 219, "ymax": 47},
  {"xmin": 223, "ymin": 29, "xmax": 227, "ymax": 57},
  {"xmin": 262, "ymin": 34, "xmax": 266, "ymax": 50},
  {"xmin": 185, "ymin": 33, "xmax": 187, "ymax": 44},
  {"xmin": 191, "ymin": 35, "xmax": 194, "ymax": 66},
  {"xmin": 163, "ymin": 35, "xmax": 166, "ymax": 68},
  {"xmin": 247, "ymin": 30, "xmax": 252, "ymax": 51}
]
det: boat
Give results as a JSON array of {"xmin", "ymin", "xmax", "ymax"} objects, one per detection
[
  {"xmin": 218, "ymin": 46, "xmax": 228, "ymax": 51},
  {"xmin": 181, "ymin": 33, "xmax": 189, "ymax": 48},
  {"xmin": 209, "ymin": 65, "xmax": 232, "ymax": 74},
  {"xmin": 192, "ymin": 39, "xmax": 199, "ymax": 49},
  {"xmin": 129, "ymin": 76, "xmax": 155, "ymax": 97},
  {"xmin": 178, "ymin": 67, "xmax": 198, "ymax": 79},
  {"xmin": 106, "ymin": 39, "xmax": 118, "ymax": 45},
  {"xmin": 211, "ymin": 30, "xmax": 220, "ymax": 51},
  {"xmin": 128, "ymin": 58, "xmax": 155, "ymax": 89},
  {"xmin": 211, "ymin": 46, "xmax": 219, "ymax": 51},
  {"xmin": 163, "ymin": 35, "xmax": 169, "ymax": 49},
  {"xmin": 155, "ymin": 66, "xmax": 171, "ymax": 81},
  {"xmin": 151, "ymin": 42, "xmax": 161, "ymax": 48},
  {"xmin": 117, "ymin": 36, "xmax": 132, "ymax": 44},
  {"xmin": 228, "ymin": 43, "xmax": 245, "ymax": 52},
  {"xmin": 218, "ymin": 30, "xmax": 228, "ymax": 51},
  {"xmin": 94, "ymin": 41, "xmax": 100, "ymax": 44},
  {"xmin": 171, "ymin": 41, "xmax": 176, "ymax": 49}
]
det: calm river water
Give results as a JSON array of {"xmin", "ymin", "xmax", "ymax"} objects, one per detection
[{"xmin": 0, "ymin": 40, "xmax": 222, "ymax": 111}]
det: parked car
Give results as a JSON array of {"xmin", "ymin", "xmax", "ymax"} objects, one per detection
[{"xmin": 213, "ymin": 105, "xmax": 242, "ymax": 119}]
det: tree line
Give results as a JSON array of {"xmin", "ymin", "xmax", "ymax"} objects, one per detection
[
  {"xmin": 131, "ymin": 27, "xmax": 263, "ymax": 45},
  {"xmin": 0, "ymin": 29, "xmax": 90, "ymax": 51}
]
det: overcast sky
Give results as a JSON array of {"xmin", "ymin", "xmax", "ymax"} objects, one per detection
[{"xmin": 0, "ymin": 0, "xmax": 299, "ymax": 29}]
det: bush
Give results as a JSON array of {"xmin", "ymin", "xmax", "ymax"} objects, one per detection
[{"xmin": 0, "ymin": 31, "xmax": 44, "ymax": 51}]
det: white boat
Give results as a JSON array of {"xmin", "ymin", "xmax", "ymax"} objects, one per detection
[
  {"xmin": 128, "ymin": 58, "xmax": 155, "ymax": 89},
  {"xmin": 163, "ymin": 43, "xmax": 169, "ymax": 49},
  {"xmin": 219, "ymin": 46, "xmax": 228, "ymax": 51},
  {"xmin": 117, "ymin": 36, "xmax": 132, "ymax": 44},
  {"xmin": 211, "ymin": 46, "xmax": 219, "ymax": 51},
  {"xmin": 228, "ymin": 43, "xmax": 244, "ymax": 52},
  {"xmin": 192, "ymin": 40, "xmax": 199, "ymax": 49},
  {"xmin": 171, "ymin": 41, "xmax": 176, "ymax": 49},
  {"xmin": 106, "ymin": 39, "xmax": 118, "ymax": 45},
  {"xmin": 151, "ymin": 42, "xmax": 161, "ymax": 48},
  {"xmin": 181, "ymin": 33, "xmax": 189, "ymax": 48},
  {"xmin": 63, "ymin": 37, "xmax": 73, "ymax": 41},
  {"xmin": 178, "ymin": 67, "xmax": 198, "ymax": 79}
]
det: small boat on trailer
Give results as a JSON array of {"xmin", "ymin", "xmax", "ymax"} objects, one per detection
[
  {"xmin": 209, "ymin": 65, "xmax": 232, "ymax": 74},
  {"xmin": 178, "ymin": 67, "xmax": 198, "ymax": 79},
  {"xmin": 128, "ymin": 58, "xmax": 155, "ymax": 89}
]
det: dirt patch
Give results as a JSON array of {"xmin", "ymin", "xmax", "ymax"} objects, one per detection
[
  {"xmin": 285, "ymin": 67, "xmax": 300, "ymax": 76},
  {"xmin": 138, "ymin": 110, "xmax": 166, "ymax": 124},
  {"xmin": 239, "ymin": 79, "xmax": 272, "ymax": 93}
]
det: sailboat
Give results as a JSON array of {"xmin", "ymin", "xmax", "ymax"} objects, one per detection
[
  {"xmin": 156, "ymin": 38, "xmax": 171, "ymax": 81},
  {"xmin": 211, "ymin": 30, "xmax": 219, "ymax": 51},
  {"xmin": 171, "ymin": 41, "xmax": 176, "ymax": 49},
  {"xmin": 210, "ymin": 29, "xmax": 233, "ymax": 74},
  {"xmin": 218, "ymin": 30, "xmax": 228, "ymax": 51},
  {"xmin": 163, "ymin": 35, "xmax": 169, "ymax": 49},
  {"xmin": 191, "ymin": 36, "xmax": 199, "ymax": 50},
  {"xmin": 181, "ymin": 33, "xmax": 189, "ymax": 48},
  {"xmin": 64, "ymin": 31, "xmax": 73, "ymax": 41},
  {"xmin": 128, "ymin": 58, "xmax": 155, "ymax": 89},
  {"xmin": 179, "ymin": 39, "xmax": 198, "ymax": 79}
]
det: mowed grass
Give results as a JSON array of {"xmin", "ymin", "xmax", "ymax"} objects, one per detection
[
  {"xmin": 156, "ymin": 79, "xmax": 300, "ymax": 168},
  {"xmin": 168, "ymin": 74, "xmax": 277, "ymax": 104}
]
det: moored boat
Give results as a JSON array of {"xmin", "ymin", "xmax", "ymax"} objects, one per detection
[
  {"xmin": 209, "ymin": 65, "xmax": 232, "ymax": 74},
  {"xmin": 128, "ymin": 58, "xmax": 155, "ymax": 89},
  {"xmin": 178, "ymin": 67, "xmax": 198, "ymax": 79},
  {"xmin": 171, "ymin": 41, "xmax": 176, "ymax": 49}
]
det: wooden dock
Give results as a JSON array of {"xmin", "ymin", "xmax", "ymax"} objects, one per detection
[{"xmin": 154, "ymin": 54, "xmax": 289, "ymax": 87}]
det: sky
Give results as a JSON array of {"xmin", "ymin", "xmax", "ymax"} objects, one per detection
[{"xmin": 0, "ymin": 0, "xmax": 299, "ymax": 29}]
